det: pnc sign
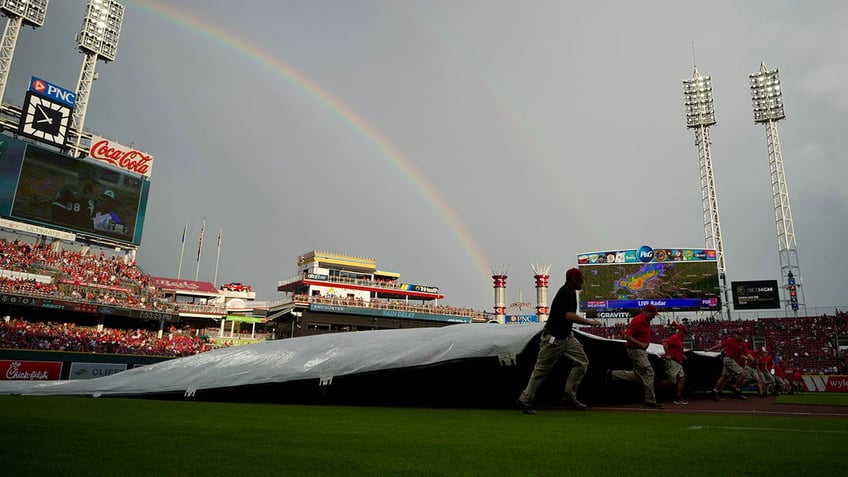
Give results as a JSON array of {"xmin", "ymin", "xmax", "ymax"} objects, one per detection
[{"xmin": 29, "ymin": 76, "xmax": 76, "ymax": 108}]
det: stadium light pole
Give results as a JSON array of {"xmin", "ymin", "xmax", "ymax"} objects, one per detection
[
  {"xmin": 0, "ymin": 0, "xmax": 49, "ymax": 112},
  {"xmin": 748, "ymin": 62, "xmax": 805, "ymax": 316},
  {"xmin": 683, "ymin": 68, "xmax": 731, "ymax": 321},
  {"xmin": 70, "ymin": 0, "xmax": 124, "ymax": 158}
]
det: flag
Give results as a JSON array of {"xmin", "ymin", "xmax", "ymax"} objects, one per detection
[
  {"xmin": 196, "ymin": 219, "xmax": 205, "ymax": 263},
  {"xmin": 181, "ymin": 221, "xmax": 187, "ymax": 244},
  {"xmin": 217, "ymin": 228, "xmax": 222, "ymax": 249}
]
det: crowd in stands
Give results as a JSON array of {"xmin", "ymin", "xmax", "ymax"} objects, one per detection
[
  {"xmin": 0, "ymin": 319, "xmax": 217, "ymax": 357},
  {"xmin": 582, "ymin": 312, "xmax": 848, "ymax": 375},
  {"xmin": 0, "ymin": 237, "xmax": 218, "ymax": 314}
]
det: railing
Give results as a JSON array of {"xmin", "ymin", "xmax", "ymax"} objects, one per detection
[
  {"xmin": 291, "ymin": 294, "xmax": 487, "ymax": 321},
  {"xmin": 278, "ymin": 273, "xmax": 438, "ymax": 294}
]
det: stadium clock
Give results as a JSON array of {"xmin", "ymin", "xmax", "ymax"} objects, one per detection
[{"xmin": 19, "ymin": 91, "xmax": 72, "ymax": 149}]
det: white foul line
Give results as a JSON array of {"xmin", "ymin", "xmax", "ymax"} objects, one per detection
[{"xmin": 688, "ymin": 425, "xmax": 846, "ymax": 434}]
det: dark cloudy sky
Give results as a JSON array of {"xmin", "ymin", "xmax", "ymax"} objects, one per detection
[{"xmin": 5, "ymin": 1, "xmax": 847, "ymax": 314}]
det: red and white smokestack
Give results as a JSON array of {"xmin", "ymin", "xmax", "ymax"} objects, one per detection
[
  {"xmin": 532, "ymin": 263, "xmax": 551, "ymax": 322},
  {"xmin": 492, "ymin": 268, "xmax": 507, "ymax": 324}
]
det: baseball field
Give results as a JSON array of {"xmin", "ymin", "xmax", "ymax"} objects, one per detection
[{"xmin": 2, "ymin": 393, "xmax": 845, "ymax": 476}]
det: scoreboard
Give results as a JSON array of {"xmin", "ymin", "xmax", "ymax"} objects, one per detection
[
  {"xmin": 0, "ymin": 134, "xmax": 149, "ymax": 246},
  {"xmin": 577, "ymin": 245, "xmax": 720, "ymax": 313}
]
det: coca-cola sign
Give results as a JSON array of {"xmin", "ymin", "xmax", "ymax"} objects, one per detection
[{"xmin": 89, "ymin": 135, "xmax": 154, "ymax": 178}]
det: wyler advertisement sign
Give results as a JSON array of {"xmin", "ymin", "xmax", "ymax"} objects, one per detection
[{"xmin": 731, "ymin": 280, "xmax": 781, "ymax": 310}]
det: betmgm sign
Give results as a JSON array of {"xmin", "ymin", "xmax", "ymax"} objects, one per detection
[{"xmin": 731, "ymin": 280, "xmax": 780, "ymax": 310}]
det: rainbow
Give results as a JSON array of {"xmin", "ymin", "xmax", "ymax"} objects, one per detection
[{"xmin": 126, "ymin": 1, "xmax": 493, "ymax": 284}]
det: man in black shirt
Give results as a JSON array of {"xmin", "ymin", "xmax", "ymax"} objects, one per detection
[{"xmin": 517, "ymin": 267, "xmax": 601, "ymax": 414}]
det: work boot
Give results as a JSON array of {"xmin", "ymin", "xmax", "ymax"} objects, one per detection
[{"xmin": 516, "ymin": 398, "xmax": 536, "ymax": 415}]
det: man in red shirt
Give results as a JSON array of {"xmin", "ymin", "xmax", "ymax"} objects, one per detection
[
  {"xmin": 609, "ymin": 304, "xmax": 663, "ymax": 409},
  {"xmin": 756, "ymin": 347, "xmax": 778, "ymax": 396},
  {"xmin": 738, "ymin": 339, "xmax": 767, "ymax": 398},
  {"xmin": 790, "ymin": 369, "xmax": 805, "ymax": 393},
  {"xmin": 663, "ymin": 324, "xmax": 688, "ymax": 405},
  {"xmin": 773, "ymin": 361, "xmax": 791, "ymax": 394},
  {"xmin": 707, "ymin": 329, "xmax": 753, "ymax": 400}
]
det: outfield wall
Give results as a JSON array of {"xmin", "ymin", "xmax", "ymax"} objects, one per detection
[{"xmin": 0, "ymin": 349, "xmax": 171, "ymax": 381}]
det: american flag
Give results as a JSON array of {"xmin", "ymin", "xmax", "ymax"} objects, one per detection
[{"xmin": 196, "ymin": 219, "xmax": 205, "ymax": 263}]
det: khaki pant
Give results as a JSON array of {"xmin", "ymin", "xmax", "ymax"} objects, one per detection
[
  {"xmin": 611, "ymin": 347, "xmax": 657, "ymax": 405},
  {"xmin": 664, "ymin": 359, "xmax": 685, "ymax": 384},
  {"xmin": 519, "ymin": 331, "xmax": 589, "ymax": 404},
  {"xmin": 721, "ymin": 356, "xmax": 748, "ymax": 380}
]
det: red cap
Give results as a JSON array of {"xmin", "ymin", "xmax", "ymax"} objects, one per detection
[
  {"xmin": 566, "ymin": 268, "xmax": 584, "ymax": 281},
  {"xmin": 676, "ymin": 324, "xmax": 689, "ymax": 333},
  {"xmin": 644, "ymin": 304, "xmax": 659, "ymax": 314}
]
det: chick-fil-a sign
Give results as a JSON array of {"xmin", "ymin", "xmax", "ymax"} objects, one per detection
[
  {"xmin": 1, "ymin": 360, "xmax": 62, "ymax": 380},
  {"xmin": 89, "ymin": 135, "xmax": 154, "ymax": 178}
]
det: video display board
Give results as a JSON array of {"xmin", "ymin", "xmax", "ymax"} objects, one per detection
[
  {"xmin": 731, "ymin": 280, "xmax": 781, "ymax": 310},
  {"xmin": 577, "ymin": 245, "xmax": 720, "ymax": 312},
  {"xmin": 0, "ymin": 134, "xmax": 149, "ymax": 246}
]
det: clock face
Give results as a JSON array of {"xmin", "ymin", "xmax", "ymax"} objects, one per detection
[{"xmin": 19, "ymin": 91, "xmax": 73, "ymax": 149}]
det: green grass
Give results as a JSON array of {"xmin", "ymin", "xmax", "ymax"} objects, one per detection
[
  {"xmin": 2, "ymin": 396, "xmax": 846, "ymax": 477},
  {"xmin": 775, "ymin": 392, "xmax": 848, "ymax": 406}
]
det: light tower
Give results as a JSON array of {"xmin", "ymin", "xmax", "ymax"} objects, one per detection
[
  {"xmin": 683, "ymin": 68, "xmax": 730, "ymax": 320},
  {"xmin": 70, "ymin": 0, "xmax": 124, "ymax": 158},
  {"xmin": 748, "ymin": 62, "xmax": 805, "ymax": 315},
  {"xmin": 532, "ymin": 263, "xmax": 551, "ymax": 322},
  {"xmin": 491, "ymin": 265, "xmax": 507, "ymax": 324},
  {"xmin": 0, "ymin": 0, "xmax": 49, "ymax": 105}
]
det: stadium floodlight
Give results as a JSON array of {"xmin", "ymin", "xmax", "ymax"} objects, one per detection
[
  {"xmin": 0, "ymin": 0, "xmax": 49, "ymax": 117},
  {"xmin": 76, "ymin": 0, "xmax": 123, "ymax": 62},
  {"xmin": 0, "ymin": 0, "xmax": 49, "ymax": 27},
  {"xmin": 748, "ymin": 62, "xmax": 804, "ymax": 315},
  {"xmin": 70, "ymin": 0, "xmax": 124, "ymax": 158},
  {"xmin": 682, "ymin": 67, "xmax": 729, "ymax": 320},
  {"xmin": 683, "ymin": 73, "xmax": 716, "ymax": 128},
  {"xmin": 749, "ymin": 64, "xmax": 785, "ymax": 123}
]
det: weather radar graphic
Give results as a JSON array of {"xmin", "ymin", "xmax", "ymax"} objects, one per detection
[{"xmin": 578, "ymin": 246, "xmax": 720, "ymax": 311}]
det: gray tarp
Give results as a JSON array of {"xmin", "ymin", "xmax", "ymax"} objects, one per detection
[{"xmin": 0, "ymin": 322, "xmax": 544, "ymax": 397}]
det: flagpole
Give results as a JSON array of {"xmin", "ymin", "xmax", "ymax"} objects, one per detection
[
  {"xmin": 213, "ymin": 228, "xmax": 222, "ymax": 287},
  {"xmin": 195, "ymin": 217, "xmax": 205, "ymax": 281},
  {"xmin": 177, "ymin": 221, "xmax": 188, "ymax": 279}
]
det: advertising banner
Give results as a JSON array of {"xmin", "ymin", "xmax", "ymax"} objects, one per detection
[
  {"xmin": 150, "ymin": 277, "xmax": 219, "ymax": 294},
  {"xmin": 505, "ymin": 314, "xmax": 538, "ymax": 324},
  {"xmin": 1, "ymin": 360, "xmax": 62, "ymax": 380},
  {"xmin": 731, "ymin": 280, "xmax": 781, "ymax": 310},
  {"xmin": 69, "ymin": 362, "xmax": 128, "ymax": 380},
  {"xmin": 310, "ymin": 303, "xmax": 471, "ymax": 323},
  {"xmin": 88, "ymin": 135, "xmax": 154, "ymax": 178},
  {"xmin": 802, "ymin": 375, "xmax": 848, "ymax": 393}
]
